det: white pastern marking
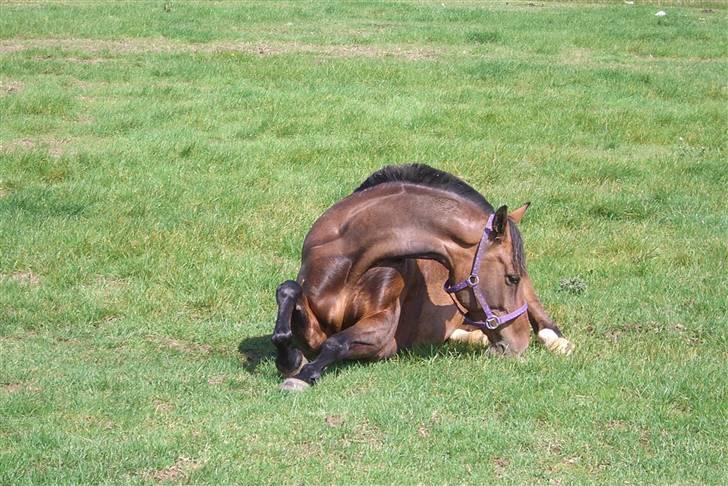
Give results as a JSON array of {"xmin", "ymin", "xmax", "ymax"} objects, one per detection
[
  {"xmin": 538, "ymin": 329, "xmax": 559, "ymax": 345},
  {"xmin": 538, "ymin": 329, "xmax": 574, "ymax": 355},
  {"xmin": 449, "ymin": 329, "xmax": 489, "ymax": 347},
  {"xmin": 449, "ymin": 329, "xmax": 471, "ymax": 342}
]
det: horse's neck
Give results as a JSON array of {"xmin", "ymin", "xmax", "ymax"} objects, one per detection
[{"xmin": 322, "ymin": 185, "xmax": 487, "ymax": 281}]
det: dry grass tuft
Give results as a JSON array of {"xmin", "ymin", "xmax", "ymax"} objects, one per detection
[
  {"xmin": 0, "ymin": 79, "xmax": 23, "ymax": 95},
  {"xmin": 143, "ymin": 456, "xmax": 202, "ymax": 483},
  {"xmin": 148, "ymin": 336, "xmax": 212, "ymax": 355},
  {"xmin": 9, "ymin": 270, "xmax": 41, "ymax": 286},
  {"xmin": 0, "ymin": 38, "xmax": 438, "ymax": 60}
]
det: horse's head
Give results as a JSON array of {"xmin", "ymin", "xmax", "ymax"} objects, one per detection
[
  {"xmin": 474, "ymin": 203, "xmax": 529, "ymax": 318},
  {"xmin": 445, "ymin": 202, "xmax": 531, "ymax": 341}
]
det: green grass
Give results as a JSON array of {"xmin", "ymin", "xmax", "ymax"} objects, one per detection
[{"xmin": 1, "ymin": 1, "xmax": 726, "ymax": 483}]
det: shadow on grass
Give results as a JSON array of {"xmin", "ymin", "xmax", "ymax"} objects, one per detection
[
  {"xmin": 322, "ymin": 342, "xmax": 491, "ymax": 377},
  {"xmin": 237, "ymin": 334, "xmax": 274, "ymax": 374},
  {"xmin": 397, "ymin": 342, "xmax": 491, "ymax": 360},
  {"xmin": 237, "ymin": 334, "xmax": 490, "ymax": 377}
]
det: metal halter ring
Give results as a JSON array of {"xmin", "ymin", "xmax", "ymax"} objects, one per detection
[
  {"xmin": 485, "ymin": 316, "xmax": 499, "ymax": 330},
  {"xmin": 467, "ymin": 274, "xmax": 480, "ymax": 287}
]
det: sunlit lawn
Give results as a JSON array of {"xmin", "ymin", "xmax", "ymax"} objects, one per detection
[{"xmin": 1, "ymin": 1, "xmax": 726, "ymax": 483}]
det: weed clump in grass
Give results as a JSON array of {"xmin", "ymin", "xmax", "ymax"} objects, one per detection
[
  {"xmin": 559, "ymin": 276, "xmax": 587, "ymax": 295},
  {"xmin": 466, "ymin": 31, "xmax": 501, "ymax": 44}
]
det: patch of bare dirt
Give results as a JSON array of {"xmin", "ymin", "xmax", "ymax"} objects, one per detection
[
  {"xmin": 0, "ymin": 38, "xmax": 439, "ymax": 60},
  {"xmin": 560, "ymin": 47, "xmax": 592, "ymax": 65},
  {"xmin": 606, "ymin": 419, "xmax": 628, "ymax": 431},
  {"xmin": 2, "ymin": 382, "xmax": 41, "ymax": 394},
  {"xmin": 48, "ymin": 139, "xmax": 67, "ymax": 158},
  {"xmin": 207, "ymin": 374, "xmax": 225, "ymax": 385},
  {"xmin": 0, "ymin": 79, "xmax": 23, "ymax": 95},
  {"xmin": 325, "ymin": 414, "xmax": 344, "ymax": 427},
  {"xmin": 340, "ymin": 419, "xmax": 384, "ymax": 449},
  {"xmin": 67, "ymin": 56, "xmax": 106, "ymax": 64},
  {"xmin": 0, "ymin": 138, "xmax": 70, "ymax": 158},
  {"xmin": 143, "ymin": 456, "xmax": 202, "ymax": 483},
  {"xmin": 0, "ymin": 139, "xmax": 35, "ymax": 153},
  {"xmin": 148, "ymin": 336, "xmax": 212, "ymax": 354},
  {"xmin": 2, "ymin": 383, "xmax": 23, "ymax": 394},
  {"xmin": 30, "ymin": 54, "xmax": 105, "ymax": 64},
  {"xmin": 10, "ymin": 270, "xmax": 41, "ymax": 286},
  {"xmin": 315, "ymin": 44, "xmax": 437, "ymax": 60},
  {"xmin": 153, "ymin": 399, "xmax": 175, "ymax": 414},
  {"xmin": 76, "ymin": 114, "xmax": 95, "ymax": 124},
  {"xmin": 88, "ymin": 275, "xmax": 128, "ymax": 299},
  {"xmin": 492, "ymin": 456, "xmax": 509, "ymax": 479},
  {"xmin": 70, "ymin": 413, "xmax": 116, "ymax": 431}
]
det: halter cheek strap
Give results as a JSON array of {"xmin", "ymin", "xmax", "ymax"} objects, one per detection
[{"xmin": 443, "ymin": 214, "xmax": 528, "ymax": 331}]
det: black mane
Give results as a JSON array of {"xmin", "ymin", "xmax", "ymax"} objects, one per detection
[
  {"xmin": 354, "ymin": 163, "xmax": 526, "ymax": 274},
  {"xmin": 354, "ymin": 163, "xmax": 494, "ymax": 213}
]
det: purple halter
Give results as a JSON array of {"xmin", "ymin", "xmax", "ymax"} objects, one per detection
[{"xmin": 444, "ymin": 214, "xmax": 529, "ymax": 331}]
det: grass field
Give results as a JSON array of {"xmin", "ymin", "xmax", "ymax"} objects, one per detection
[{"xmin": 1, "ymin": 1, "xmax": 726, "ymax": 483}]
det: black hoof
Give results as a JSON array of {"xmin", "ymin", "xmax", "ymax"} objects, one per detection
[{"xmin": 276, "ymin": 350, "xmax": 305, "ymax": 377}]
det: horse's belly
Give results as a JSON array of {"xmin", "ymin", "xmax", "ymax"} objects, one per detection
[{"xmin": 395, "ymin": 259, "xmax": 463, "ymax": 348}]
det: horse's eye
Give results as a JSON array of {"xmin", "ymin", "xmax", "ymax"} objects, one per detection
[{"xmin": 506, "ymin": 274, "xmax": 521, "ymax": 286}]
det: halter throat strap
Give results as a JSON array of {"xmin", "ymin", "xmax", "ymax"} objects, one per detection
[{"xmin": 443, "ymin": 214, "xmax": 528, "ymax": 331}]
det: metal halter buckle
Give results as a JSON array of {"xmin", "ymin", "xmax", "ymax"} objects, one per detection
[
  {"xmin": 467, "ymin": 274, "xmax": 480, "ymax": 287},
  {"xmin": 485, "ymin": 316, "xmax": 499, "ymax": 330}
]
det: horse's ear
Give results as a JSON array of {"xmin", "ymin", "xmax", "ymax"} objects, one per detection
[
  {"xmin": 492, "ymin": 205, "xmax": 509, "ymax": 237},
  {"xmin": 508, "ymin": 202, "xmax": 531, "ymax": 224}
]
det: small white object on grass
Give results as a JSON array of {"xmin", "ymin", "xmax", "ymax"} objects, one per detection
[
  {"xmin": 655, "ymin": 11, "xmax": 667, "ymax": 17},
  {"xmin": 624, "ymin": 1, "xmax": 634, "ymax": 4}
]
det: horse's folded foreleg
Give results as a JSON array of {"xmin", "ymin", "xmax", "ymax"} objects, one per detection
[
  {"xmin": 521, "ymin": 273, "xmax": 574, "ymax": 355},
  {"xmin": 272, "ymin": 280, "xmax": 308, "ymax": 377},
  {"xmin": 281, "ymin": 304, "xmax": 400, "ymax": 391}
]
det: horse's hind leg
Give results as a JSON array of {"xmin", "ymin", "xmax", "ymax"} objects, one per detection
[
  {"xmin": 272, "ymin": 280, "xmax": 308, "ymax": 377},
  {"xmin": 281, "ymin": 305, "xmax": 400, "ymax": 391},
  {"xmin": 522, "ymin": 273, "xmax": 574, "ymax": 355}
]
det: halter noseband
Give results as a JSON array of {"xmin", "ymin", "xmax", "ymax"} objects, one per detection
[{"xmin": 443, "ymin": 214, "xmax": 529, "ymax": 331}]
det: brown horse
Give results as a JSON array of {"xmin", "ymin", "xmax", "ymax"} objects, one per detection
[{"xmin": 272, "ymin": 164, "xmax": 573, "ymax": 391}]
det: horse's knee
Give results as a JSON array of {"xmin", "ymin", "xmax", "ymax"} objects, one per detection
[
  {"xmin": 320, "ymin": 335, "xmax": 349, "ymax": 358},
  {"xmin": 276, "ymin": 280, "xmax": 302, "ymax": 304},
  {"xmin": 273, "ymin": 280, "xmax": 304, "ymax": 346},
  {"xmin": 271, "ymin": 330, "xmax": 292, "ymax": 347}
]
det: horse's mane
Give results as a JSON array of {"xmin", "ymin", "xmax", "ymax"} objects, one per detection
[
  {"xmin": 354, "ymin": 163, "xmax": 526, "ymax": 274},
  {"xmin": 354, "ymin": 163, "xmax": 494, "ymax": 212}
]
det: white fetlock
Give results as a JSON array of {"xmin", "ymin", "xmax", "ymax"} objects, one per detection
[
  {"xmin": 280, "ymin": 378, "xmax": 310, "ymax": 392},
  {"xmin": 449, "ymin": 329, "xmax": 490, "ymax": 347},
  {"xmin": 449, "ymin": 329, "xmax": 470, "ymax": 343},
  {"xmin": 538, "ymin": 329, "xmax": 574, "ymax": 355}
]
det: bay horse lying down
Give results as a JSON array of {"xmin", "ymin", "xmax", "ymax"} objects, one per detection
[{"xmin": 272, "ymin": 164, "xmax": 573, "ymax": 391}]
